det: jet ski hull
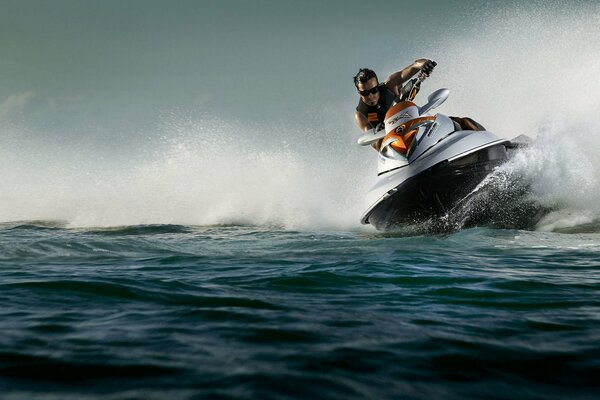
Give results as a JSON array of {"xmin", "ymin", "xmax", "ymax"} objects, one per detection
[{"xmin": 362, "ymin": 143, "xmax": 508, "ymax": 230}]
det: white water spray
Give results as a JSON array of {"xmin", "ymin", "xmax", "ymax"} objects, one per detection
[{"xmin": 0, "ymin": 114, "xmax": 371, "ymax": 229}]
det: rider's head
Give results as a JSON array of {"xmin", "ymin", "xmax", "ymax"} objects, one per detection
[{"xmin": 354, "ymin": 68, "xmax": 380, "ymax": 106}]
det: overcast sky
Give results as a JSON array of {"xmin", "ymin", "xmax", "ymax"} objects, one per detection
[
  {"xmin": 1, "ymin": 0, "xmax": 598, "ymax": 144},
  {"xmin": 0, "ymin": 1, "xmax": 498, "ymax": 128}
]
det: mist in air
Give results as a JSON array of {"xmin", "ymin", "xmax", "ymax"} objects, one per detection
[{"xmin": 1, "ymin": 0, "xmax": 599, "ymax": 229}]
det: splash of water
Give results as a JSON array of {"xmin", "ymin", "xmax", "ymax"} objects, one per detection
[
  {"xmin": 0, "ymin": 114, "xmax": 371, "ymax": 229},
  {"xmin": 512, "ymin": 118, "xmax": 600, "ymax": 232},
  {"xmin": 419, "ymin": 3, "xmax": 600, "ymax": 138},
  {"xmin": 443, "ymin": 116, "xmax": 600, "ymax": 232}
]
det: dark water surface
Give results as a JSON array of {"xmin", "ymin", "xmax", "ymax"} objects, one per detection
[{"xmin": 1, "ymin": 222, "xmax": 599, "ymax": 399}]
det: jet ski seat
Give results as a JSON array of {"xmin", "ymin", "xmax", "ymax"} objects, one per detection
[{"xmin": 450, "ymin": 117, "xmax": 486, "ymax": 131}]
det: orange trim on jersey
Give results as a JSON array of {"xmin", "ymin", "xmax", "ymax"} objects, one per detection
[{"xmin": 367, "ymin": 113, "xmax": 379, "ymax": 122}]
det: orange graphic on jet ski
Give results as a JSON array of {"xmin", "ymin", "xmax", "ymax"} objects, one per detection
[{"xmin": 382, "ymin": 101, "xmax": 435, "ymax": 155}]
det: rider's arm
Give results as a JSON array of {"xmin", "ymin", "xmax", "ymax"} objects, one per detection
[
  {"xmin": 355, "ymin": 112, "xmax": 384, "ymax": 150},
  {"xmin": 355, "ymin": 111, "xmax": 372, "ymax": 132},
  {"xmin": 385, "ymin": 59, "xmax": 429, "ymax": 95}
]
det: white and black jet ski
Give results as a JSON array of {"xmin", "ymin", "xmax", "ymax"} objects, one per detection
[{"xmin": 358, "ymin": 79, "xmax": 527, "ymax": 230}]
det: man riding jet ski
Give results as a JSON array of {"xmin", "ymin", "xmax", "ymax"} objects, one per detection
[
  {"xmin": 354, "ymin": 61, "xmax": 485, "ymax": 150},
  {"xmin": 355, "ymin": 64, "xmax": 525, "ymax": 230},
  {"xmin": 353, "ymin": 59, "xmax": 435, "ymax": 133}
]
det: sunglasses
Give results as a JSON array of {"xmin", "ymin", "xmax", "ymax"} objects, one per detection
[{"xmin": 358, "ymin": 86, "xmax": 380, "ymax": 96}]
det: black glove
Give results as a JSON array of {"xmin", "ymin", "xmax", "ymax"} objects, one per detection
[{"xmin": 422, "ymin": 60, "xmax": 437, "ymax": 75}]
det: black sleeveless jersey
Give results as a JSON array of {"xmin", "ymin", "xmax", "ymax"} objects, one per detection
[{"xmin": 356, "ymin": 84, "xmax": 397, "ymax": 129}]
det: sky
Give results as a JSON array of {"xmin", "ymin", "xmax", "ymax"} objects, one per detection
[
  {"xmin": 1, "ymin": 0, "xmax": 599, "ymax": 143},
  {"xmin": 0, "ymin": 1, "xmax": 507, "ymax": 132}
]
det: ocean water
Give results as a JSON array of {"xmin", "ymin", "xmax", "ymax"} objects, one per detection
[{"xmin": 1, "ymin": 222, "xmax": 599, "ymax": 400}]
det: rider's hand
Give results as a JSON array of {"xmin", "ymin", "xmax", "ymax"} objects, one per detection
[{"xmin": 422, "ymin": 60, "xmax": 437, "ymax": 76}]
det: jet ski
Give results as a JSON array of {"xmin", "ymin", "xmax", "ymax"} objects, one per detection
[{"xmin": 358, "ymin": 79, "xmax": 526, "ymax": 230}]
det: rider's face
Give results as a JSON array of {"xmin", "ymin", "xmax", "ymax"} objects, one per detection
[{"xmin": 357, "ymin": 77, "xmax": 380, "ymax": 106}]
